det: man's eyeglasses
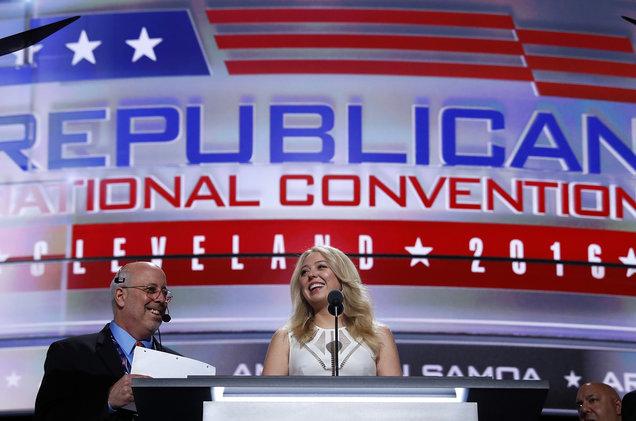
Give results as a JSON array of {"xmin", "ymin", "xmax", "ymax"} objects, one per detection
[{"xmin": 119, "ymin": 285, "xmax": 173, "ymax": 303}]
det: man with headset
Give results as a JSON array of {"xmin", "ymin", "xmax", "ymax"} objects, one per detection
[{"xmin": 35, "ymin": 261, "xmax": 178, "ymax": 421}]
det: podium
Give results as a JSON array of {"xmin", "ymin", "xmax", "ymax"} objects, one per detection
[
  {"xmin": 132, "ymin": 376, "xmax": 548, "ymax": 421},
  {"xmin": 202, "ymin": 401, "xmax": 478, "ymax": 421}
]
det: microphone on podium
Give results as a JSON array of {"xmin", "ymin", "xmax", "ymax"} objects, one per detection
[
  {"xmin": 327, "ymin": 289, "xmax": 344, "ymax": 376},
  {"xmin": 328, "ymin": 289, "xmax": 344, "ymax": 316}
]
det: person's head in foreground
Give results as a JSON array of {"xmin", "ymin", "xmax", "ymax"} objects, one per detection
[{"xmin": 576, "ymin": 382, "xmax": 621, "ymax": 421}]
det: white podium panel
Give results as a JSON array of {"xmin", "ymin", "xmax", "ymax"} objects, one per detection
[{"xmin": 202, "ymin": 401, "xmax": 478, "ymax": 421}]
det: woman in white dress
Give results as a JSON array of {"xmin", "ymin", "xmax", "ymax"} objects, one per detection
[{"xmin": 263, "ymin": 245, "xmax": 402, "ymax": 376}]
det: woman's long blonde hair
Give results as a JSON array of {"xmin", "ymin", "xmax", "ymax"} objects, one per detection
[{"xmin": 288, "ymin": 245, "xmax": 381, "ymax": 357}]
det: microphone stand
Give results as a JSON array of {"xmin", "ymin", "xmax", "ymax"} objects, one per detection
[
  {"xmin": 333, "ymin": 307, "xmax": 339, "ymax": 377},
  {"xmin": 327, "ymin": 289, "xmax": 343, "ymax": 377}
]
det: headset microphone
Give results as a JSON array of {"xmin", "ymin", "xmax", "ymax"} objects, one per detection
[
  {"xmin": 156, "ymin": 306, "xmax": 171, "ymax": 351},
  {"xmin": 162, "ymin": 306, "xmax": 171, "ymax": 323}
]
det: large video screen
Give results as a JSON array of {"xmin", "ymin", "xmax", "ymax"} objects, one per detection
[{"xmin": 0, "ymin": 0, "xmax": 634, "ymax": 415}]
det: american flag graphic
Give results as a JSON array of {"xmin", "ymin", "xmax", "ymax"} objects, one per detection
[
  {"xmin": 0, "ymin": 10, "xmax": 210, "ymax": 86},
  {"xmin": 207, "ymin": 8, "xmax": 636, "ymax": 103}
]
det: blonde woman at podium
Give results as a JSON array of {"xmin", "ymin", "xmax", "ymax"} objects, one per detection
[{"xmin": 263, "ymin": 245, "xmax": 402, "ymax": 376}]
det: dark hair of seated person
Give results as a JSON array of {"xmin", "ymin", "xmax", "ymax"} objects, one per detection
[{"xmin": 623, "ymin": 390, "xmax": 636, "ymax": 421}]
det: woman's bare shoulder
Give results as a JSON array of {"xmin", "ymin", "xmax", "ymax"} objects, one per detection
[
  {"xmin": 272, "ymin": 326, "xmax": 291, "ymax": 342},
  {"xmin": 373, "ymin": 321, "xmax": 394, "ymax": 337}
]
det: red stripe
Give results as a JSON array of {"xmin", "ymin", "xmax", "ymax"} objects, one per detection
[
  {"xmin": 517, "ymin": 29, "xmax": 634, "ymax": 52},
  {"xmin": 536, "ymin": 82, "xmax": 636, "ymax": 103},
  {"xmin": 207, "ymin": 8, "xmax": 514, "ymax": 29},
  {"xmin": 225, "ymin": 60, "xmax": 533, "ymax": 81},
  {"xmin": 67, "ymin": 219, "xmax": 636, "ymax": 296},
  {"xmin": 526, "ymin": 55, "xmax": 636, "ymax": 78},
  {"xmin": 215, "ymin": 34, "xmax": 524, "ymax": 55}
]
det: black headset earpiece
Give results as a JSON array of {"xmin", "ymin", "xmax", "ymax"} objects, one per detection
[{"xmin": 162, "ymin": 306, "xmax": 171, "ymax": 323}]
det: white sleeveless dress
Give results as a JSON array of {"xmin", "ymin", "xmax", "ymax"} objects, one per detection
[{"xmin": 288, "ymin": 326, "xmax": 376, "ymax": 376}]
